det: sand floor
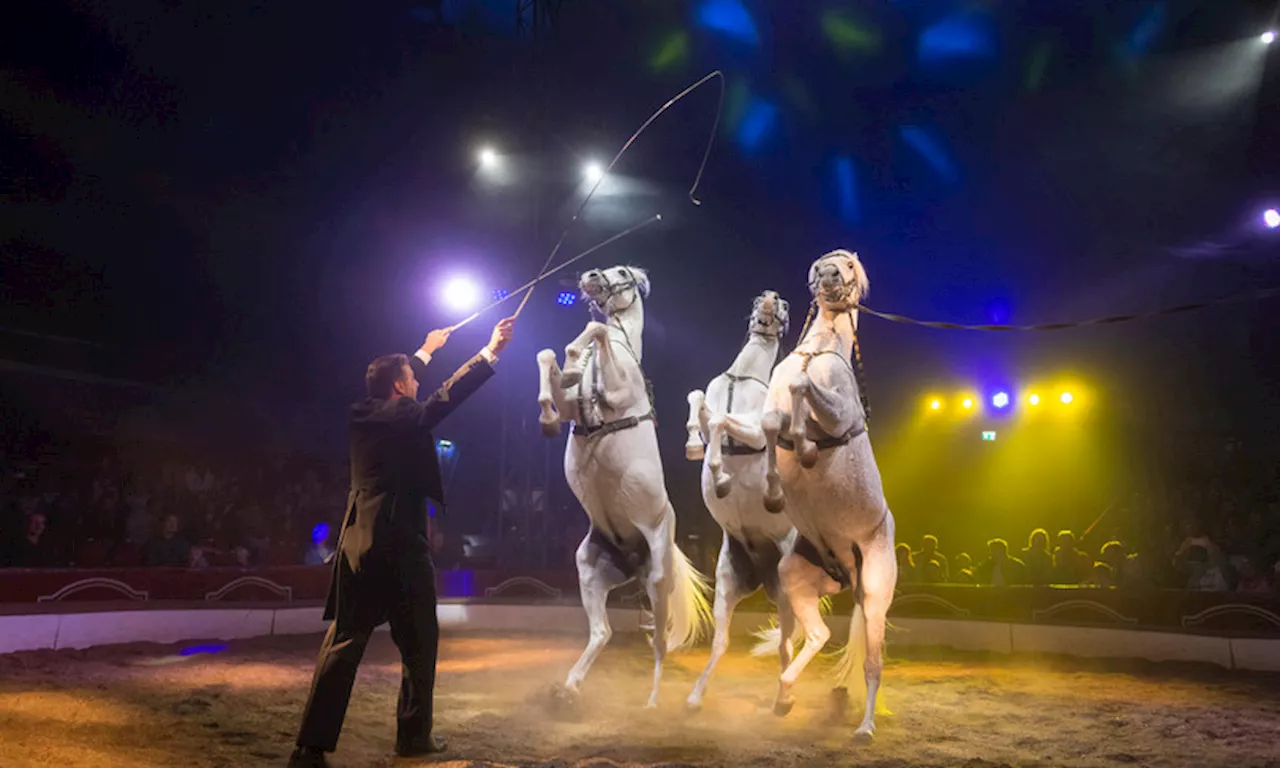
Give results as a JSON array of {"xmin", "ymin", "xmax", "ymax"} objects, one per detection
[{"xmin": 2, "ymin": 631, "xmax": 1279, "ymax": 767}]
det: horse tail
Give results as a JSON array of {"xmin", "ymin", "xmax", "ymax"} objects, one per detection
[
  {"xmin": 667, "ymin": 541, "xmax": 714, "ymax": 651},
  {"xmin": 749, "ymin": 596, "xmax": 834, "ymax": 657},
  {"xmin": 831, "ymin": 601, "xmax": 866, "ymax": 691}
]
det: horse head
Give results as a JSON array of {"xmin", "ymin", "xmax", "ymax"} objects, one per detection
[
  {"xmin": 806, "ymin": 250, "xmax": 869, "ymax": 311},
  {"xmin": 580, "ymin": 265, "xmax": 650, "ymax": 317},
  {"xmin": 749, "ymin": 290, "xmax": 790, "ymax": 339}
]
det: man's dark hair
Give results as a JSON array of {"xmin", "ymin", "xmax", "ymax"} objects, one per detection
[{"xmin": 366, "ymin": 353, "xmax": 410, "ymax": 399}]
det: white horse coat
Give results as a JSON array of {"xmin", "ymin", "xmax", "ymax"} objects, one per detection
[
  {"xmin": 682, "ymin": 291, "xmax": 796, "ymax": 711},
  {"xmin": 536, "ymin": 265, "xmax": 712, "ymax": 708},
  {"xmin": 758, "ymin": 250, "xmax": 898, "ymax": 742}
]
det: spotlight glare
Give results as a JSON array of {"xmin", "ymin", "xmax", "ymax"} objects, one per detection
[
  {"xmin": 961, "ymin": 397, "xmax": 974, "ymax": 409},
  {"xmin": 929, "ymin": 399, "xmax": 942, "ymax": 411},
  {"xmin": 1060, "ymin": 391, "xmax": 1074, "ymax": 405},
  {"xmin": 478, "ymin": 146, "xmax": 498, "ymax": 168},
  {"xmin": 442, "ymin": 276, "xmax": 480, "ymax": 312},
  {"xmin": 1263, "ymin": 31, "xmax": 1276, "ymax": 45},
  {"xmin": 1265, "ymin": 208, "xmax": 1280, "ymax": 228},
  {"xmin": 583, "ymin": 161, "xmax": 604, "ymax": 182},
  {"xmin": 992, "ymin": 391, "xmax": 1010, "ymax": 409},
  {"xmin": 1028, "ymin": 393, "xmax": 1041, "ymax": 406}
]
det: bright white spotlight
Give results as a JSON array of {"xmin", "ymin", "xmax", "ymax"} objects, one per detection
[
  {"xmin": 583, "ymin": 161, "xmax": 604, "ymax": 183},
  {"xmin": 478, "ymin": 147, "xmax": 498, "ymax": 168},
  {"xmin": 1262, "ymin": 31, "xmax": 1276, "ymax": 45},
  {"xmin": 992, "ymin": 392, "xmax": 1010, "ymax": 409},
  {"xmin": 441, "ymin": 276, "xmax": 480, "ymax": 312},
  {"xmin": 1265, "ymin": 208, "xmax": 1280, "ymax": 229}
]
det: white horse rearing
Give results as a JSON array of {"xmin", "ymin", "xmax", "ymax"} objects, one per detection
[
  {"xmin": 682, "ymin": 290, "xmax": 798, "ymax": 711},
  {"xmin": 536, "ymin": 265, "xmax": 713, "ymax": 708},
  {"xmin": 758, "ymin": 249, "xmax": 898, "ymax": 742}
]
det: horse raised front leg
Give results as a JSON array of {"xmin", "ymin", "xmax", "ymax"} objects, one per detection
[
  {"xmin": 788, "ymin": 374, "xmax": 820, "ymax": 469},
  {"xmin": 537, "ymin": 349, "xmax": 564, "ymax": 437},
  {"xmin": 761, "ymin": 410, "xmax": 786, "ymax": 514},
  {"xmin": 706, "ymin": 413, "xmax": 732, "ymax": 499},
  {"xmin": 561, "ymin": 321, "xmax": 608, "ymax": 389},
  {"xmin": 685, "ymin": 390, "xmax": 707, "ymax": 461}
]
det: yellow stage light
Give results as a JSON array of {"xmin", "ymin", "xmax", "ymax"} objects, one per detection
[
  {"xmin": 961, "ymin": 397, "xmax": 974, "ymax": 409},
  {"xmin": 930, "ymin": 399, "xmax": 942, "ymax": 411},
  {"xmin": 1028, "ymin": 393, "xmax": 1040, "ymax": 406},
  {"xmin": 1060, "ymin": 391, "xmax": 1074, "ymax": 405}
]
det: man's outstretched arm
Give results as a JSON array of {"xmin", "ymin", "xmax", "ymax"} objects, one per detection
[{"xmin": 411, "ymin": 317, "xmax": 514, "ymax": 431}]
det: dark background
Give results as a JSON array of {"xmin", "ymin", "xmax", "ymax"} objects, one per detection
[{"xmin": 3, "ymin": 0, "xmax": 1279, "ymax": 557}]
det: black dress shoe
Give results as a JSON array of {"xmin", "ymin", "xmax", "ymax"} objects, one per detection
[
  {"xmin": 395, "ymin": 735, "xmax": 447, "ymax": 757},
  {"xmin": 287, "ymin": 746, "xmax": 331, "ymax": 767}
]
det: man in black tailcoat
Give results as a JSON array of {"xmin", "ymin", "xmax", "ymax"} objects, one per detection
[{"xmin": 289, "ymin": 316, "xmax": 514, "ymax": 768}]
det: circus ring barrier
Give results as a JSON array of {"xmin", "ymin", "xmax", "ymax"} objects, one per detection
[{"xmin": 1, "ymin": 566, "xmax": 1278, "ymax": 671}]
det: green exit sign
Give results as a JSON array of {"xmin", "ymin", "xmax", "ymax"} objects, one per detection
[{"xmin": 981, "ymin": 430, "xmax": 997, "ymax": 441}]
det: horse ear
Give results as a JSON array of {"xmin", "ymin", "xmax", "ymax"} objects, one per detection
[
  {"xmin": 630, "ymin": 266, "xmax": 651, "ymax": 298},
  {"xmin": 806, "ymin": 260, "xmax": 820, "ymax": 296}
]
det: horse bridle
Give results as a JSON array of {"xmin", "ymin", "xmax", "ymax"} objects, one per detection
[
  {"xmin": 749, "ymin": 294, "xmax": 790, "ymax": 337},
  {"xmin": 584, "ymin": 267, "xmax": 641, "ymax": 317},
  {"xmin": 806, "ymin": 258, "xmax": 858, "ymax": 311},
  {"xmin": 720, "ymin": 298, "xmax": 790, "ymax": 455},
  {"xmin": 573, "ymin": 268, "xmax": 656, "ymax": 440}
]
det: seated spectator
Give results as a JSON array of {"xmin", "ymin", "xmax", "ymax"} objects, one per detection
[
  {"xmin": 895, "ymin": 543, "xmax": 918, "ymax": 584},
  {"xmin": 1021, "ymin": 528, "xmax": 1053, "ymax": 585},
  {"xmin": 914, "ymin": 534, "xmax": 950, "ymax": 581},
  {"xmin": 3, "ymin": 511, "xmax": 60, "ymax": 567},
  {"xmin": 1175, "ymin": 532, "xmax": 1230, "ymax": 592},
  {"xmin": 1100, "ymin": 541, "xmax": 1144, "ymax": 587},
  {"xmin": 1084, "ymin": 561, "xmax": 1115, "ymax": 588},
  {"xmin": 920, "ymin": 558, "xmax": 944, "ymax": 584},
  {"xmin": 1235, "ymin": 558, "xmax": 1271, "ymax": 594},
  {"xmin": 1052, "ymin": 530, "xmax": 1088, "ymax": 584},
  {"xmin": 188, "ymin": 543, "xmax": 210, "ymax": 569},
  {"xmin": 975, "ymin": 538, "xmax": 1028, "ymax": 586},
  {"xmin": 951, "ymin": 552, "xmax": 976, "ymax": 584},
  {"xmin": 144, "ymin": 514, "xmax": 190, "ymax": 567}
]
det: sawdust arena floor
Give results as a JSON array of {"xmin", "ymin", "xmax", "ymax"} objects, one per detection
[{"xmin": 2, "ymin": 630, "xmax": 1279, "ymax": 768}]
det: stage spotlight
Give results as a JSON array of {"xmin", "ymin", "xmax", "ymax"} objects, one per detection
[
  {"xmin": 478, "ymin": 146, "xmax": 498, "ymax": 168},
  {"xmin": 1028, "ymin": 393, "xmax": 1041, "ymax": 406},
  {"xmin": 961, "ymin": 397, "xmax": 974, "ymax": 410},
  {"xmin": 929, "ymin": 398, "xmax": 942, "ymax": 412},
  {"xmin": 1060, "ymin": 391, "xmax": 1074, "ymax": 405},
  {"xmin": 1265, "ymin": 208, "xmax": 1280, "ymax": 229},
  {"xmin": 1263, "ymin": 31, "xmax": 1276, "ymax": 45},
  {"xmin": 492, "ymin": 288, "xmax": 509, "ymax": 300},
  {"xmin": 442, "ymin": 276, "xmax": 480, "ymax": 312},
  {"xmin": 557, "ymin": 291, "xmax": 578, "ymax": 307},
  {"xmin": 992, "ymin": 391, "xmax": 1010, "ymax": 409},
  {"xmin": 583, "ymin": 161, "xmax": 604, "ymax": 182}
]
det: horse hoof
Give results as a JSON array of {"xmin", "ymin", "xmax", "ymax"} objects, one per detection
[
  {"xmin": 852, "ymin": 727, "xmax": 874, "ymax": 744},
  {"xmin": 685, "ymin": 443, "xmax": 705, "ymax": 461},
  {"xmin": 714, "ymin": 477, "xmax": 732, "ymax": 499},
  {"xmin": 764, "ymin": 494, "xmax": 786, "ymax": 514},
  {"xmin": 798, "ymin": 445, "xmax": 819, "ymax": 468},
  {"xmin": 773, "ymin": 697, "xmax": 795, "ymax": 717},
  {"xmin": 685, "ymin": 698, "xmax": 703, "ymax": 713},
  {"xmin": 546, "ymin": 683, "xmax": 583, "ymax": 719},
  {"xmin": 540, "ymin": 420, "xmax": 561, "ymax": 438}
]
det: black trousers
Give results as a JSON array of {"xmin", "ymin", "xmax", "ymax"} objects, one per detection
[{"xmin": 296, "ymin": 546, "xmax": 439, "ymax": 752}]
